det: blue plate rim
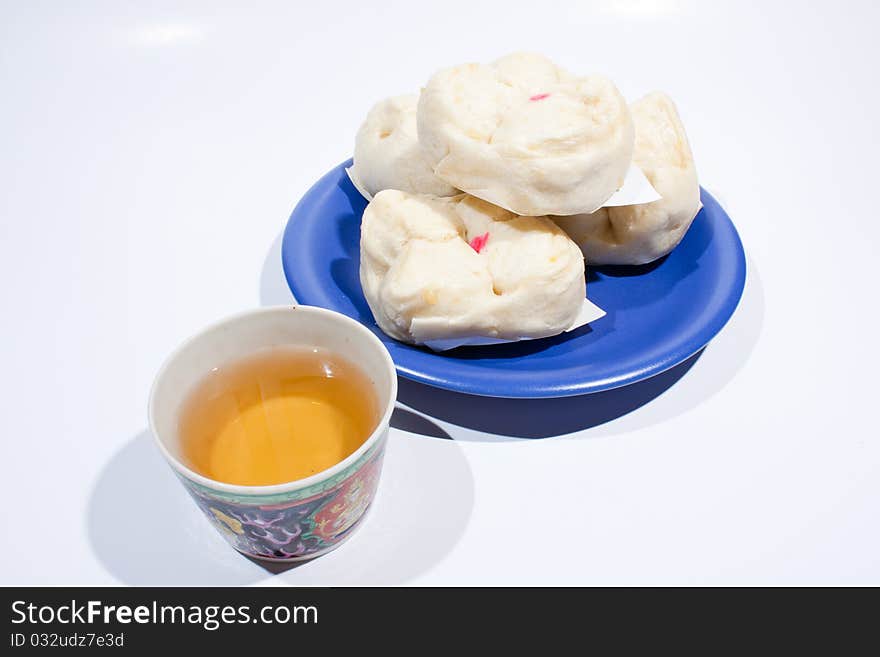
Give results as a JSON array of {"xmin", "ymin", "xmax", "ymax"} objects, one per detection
[{"xmin": 282, "ymin": 159, "xmax": 747, "ymax": 398}]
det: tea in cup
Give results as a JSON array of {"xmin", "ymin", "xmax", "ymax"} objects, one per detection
[{"xmin": 148, "ymin": 306, "xmax": 397, "ymax": 561}]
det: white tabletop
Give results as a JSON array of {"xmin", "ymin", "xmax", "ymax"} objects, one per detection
[{"xmin": 2, "ymin": 1, "xmax": 878, "ymax": 586}]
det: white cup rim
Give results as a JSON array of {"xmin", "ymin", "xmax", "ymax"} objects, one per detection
[{"xmin": 147, "ymin": 305, "xmax": 398, "ymax": 496}]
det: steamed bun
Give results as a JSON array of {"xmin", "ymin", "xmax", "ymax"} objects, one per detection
[
  {"xmin": 417, "ymin": 52, "xmax": 634, "ymax": 216},
  {"xmin": 360, "ymin": 189, "xmax": 585, "ymax": 346},
  {"xmin": 351, "ymin": 94, "xmax": 459, "ymax": 198},
  {"xmin": 553, "ymin": 92, "xmax": 701, "ymax": 265}
]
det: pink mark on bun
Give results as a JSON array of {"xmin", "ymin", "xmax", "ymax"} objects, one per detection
[
  {"xmin": 469, "ymin": 232, "xmax": 490, "ymax": 253},
  {"xmin": 529, "ymin": 93, "xmax": 551, "ymax": 101}
]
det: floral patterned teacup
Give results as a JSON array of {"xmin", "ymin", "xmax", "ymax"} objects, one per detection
[{"xmin": 148, "ymin": 306, "xmax": 397, "ymax": 561}]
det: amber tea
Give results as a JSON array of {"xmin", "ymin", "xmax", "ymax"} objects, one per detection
[{"xmin": 178, "ymin": 347, "xmax": 380, "ymax": 486}]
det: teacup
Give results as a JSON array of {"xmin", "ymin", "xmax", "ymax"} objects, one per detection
[{"xmin": 148, "ymin": 305, "xmax": 397, "ymax": 561}]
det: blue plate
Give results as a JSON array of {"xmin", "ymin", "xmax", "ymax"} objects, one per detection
[{"xmin": 282, "ymin": 160, "xmax": 746, "ymax": 398}]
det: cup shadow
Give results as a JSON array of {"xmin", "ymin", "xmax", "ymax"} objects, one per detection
[
  {"xmin": 86, "ymin": 431, "xmax": 267, "ymax": 585},
  {"xmin": 269, "ymin": 433, "xmax": 474, "ymax": 585},
  {"xmin": 87, "ymin": 429, "xmax": 473, "ymax": 585}
]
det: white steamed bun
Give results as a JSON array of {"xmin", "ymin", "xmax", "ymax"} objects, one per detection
[
  {"xmin": 351, "ymin": 94, "xmax": 459, "ymax": 198},
  {"xmin": 553, "ymin": 92, "xmax": 701, "ymax": 265},
  {"xmin": 360, "ymin": 189, "xmax": 585, "ymax": 346},
  {"xmin": 416, "ymin": 52, "xmax": 634, "ymax": 216}
]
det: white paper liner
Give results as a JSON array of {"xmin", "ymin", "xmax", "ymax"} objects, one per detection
[
  {"xmin": 345, "ymin": 163, "xmax": 659, "ymax": 208},
  {"xmin": 413, "ymin": 298, "xmax": 606, "ymax": 352},
  {"xmin": 602, "ymin": 163, "xmax": 661, "ymax": 206},
  {"xmin": 346, "ymin": 165, "xmax": 376, "ymax": 201}
]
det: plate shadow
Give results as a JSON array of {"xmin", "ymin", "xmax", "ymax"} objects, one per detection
[
  {"xmin": 397, "ymin": 349, "xmax": 704, "ymax": 439},
  {"xmin": 390, "ymin": 406, "xmax": 453, "ymax": 440},
  {"xmin": 261, "ymin": 218, "xmax": 762, "ymax": 443},
  {"xmin": 397, "ymin": 256, "xmax": 764, "ymax": 441},
  {"xmin": 260, "ymin": 231, "xmax": 295, "ymax": 305}
]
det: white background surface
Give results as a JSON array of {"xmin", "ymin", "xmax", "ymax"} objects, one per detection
[{"xmin": 1, "ymin": 1, "xmax": 878, "ymax": 586}]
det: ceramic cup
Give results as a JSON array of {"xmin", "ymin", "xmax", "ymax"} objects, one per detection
[{"xmin": 148, "ymin": 305, "xmax": 397, "ymax": 561}]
